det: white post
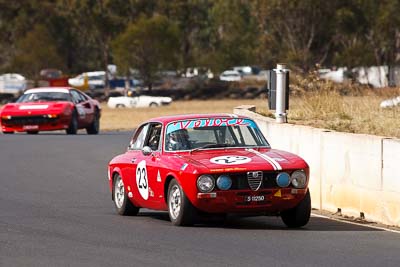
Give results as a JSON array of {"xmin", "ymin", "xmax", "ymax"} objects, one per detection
[{"xmin": 274, "ymin": 63, "xmax": 288, "ymax": 123}]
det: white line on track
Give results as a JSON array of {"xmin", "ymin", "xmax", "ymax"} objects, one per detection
[{"xmin": 311, "ymin": 213, "xmax": 400, "ymax": 234}]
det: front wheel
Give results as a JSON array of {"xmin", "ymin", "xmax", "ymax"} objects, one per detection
[
  {"xmin": 281, "ymin": 190, "xmax": 311, "ymax": 228},
  {"xmin": 66, "ymin": 111, "xmax": 78, "ymax": 135},
  {"xmin": 113, "ymin": 174, "xmax": 139, "ymax": 216},
  {"xmin": 167, "ymin": 179, "xmax": 196, "ymax": 226}
]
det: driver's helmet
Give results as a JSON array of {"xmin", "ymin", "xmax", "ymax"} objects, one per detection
[{"xmin": 167, "ymin": 129, "xmax": 191, "ymax": 151}]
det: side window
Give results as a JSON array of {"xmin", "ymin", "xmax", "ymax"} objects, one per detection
[
  {"xmin": 129, "ymin": 124, "xmax": 150, "ymax": 150},
  {"xmin": 77, "ymin": 91, "xmax": 88, "ymax": 101},
  {"xmin": 144, "ymin": 123, "xmax": 162, "ymax": 151},
  {"xmin": 70, "ymin": 90, "xmax": 83, "ymax": 104}
]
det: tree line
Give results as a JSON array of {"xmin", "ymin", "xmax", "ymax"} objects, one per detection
[{"xmin": 1, "ymin": 0, "xmax": 399, "ymax": 81}]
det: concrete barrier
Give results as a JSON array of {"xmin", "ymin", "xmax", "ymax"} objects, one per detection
[
  {"xmin": 234, "ymin": 105, "xmax": 400, "ymax": 227},
  {"xmin": 381, "ymin": 139, "xmax": 400, "ymax": 226}
]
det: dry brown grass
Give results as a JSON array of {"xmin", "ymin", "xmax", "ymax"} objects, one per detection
[
  {"xmin": 100, "ymin": 99, "xmax": 268, "ymax": 131},
  {"xmin": 102, "ymin": 90, "xmax": 400, "ymax": 139},
  {"xmin": 275, "ymin": 93, "xmax": 399, "ymax": 138},
  {"xmin": 258, "ymin": 80, "xmax": 400, "ymax": 138}
]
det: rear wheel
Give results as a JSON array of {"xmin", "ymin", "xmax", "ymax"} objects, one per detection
[
  {"xmin": 27, "ymin": 131, "xmax": 39, "ymax": 134},
  {"xmin": 113, "ymin": 174, "xmax": 139, "ymax": 216},
  {"xmin": 281, "ymin": 190, "xmax": 311, "ymax": 228},
  {"xmin": 3, "ymin": 131, "xmax": 14, "ymax": 134},
  {"xmin": 66, "ymin": 111, "xmax": 78, "ymax": 135},
  {"xmin": 167, "ymin": 179, "xmax": 196, "ymax": 226},
  {"xmin": 86, "ymin": 110, "xmax": 100, "ymax": 134}
]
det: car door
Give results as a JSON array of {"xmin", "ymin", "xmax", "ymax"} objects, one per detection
[
  {"xmin": 122, "ymin": 123, "xmax": 151, "ymax": 208},
  {"xmin": 69, "ymin": 90, "xmax": 87, "ymax": 126},
  {"xmin": 140, "ymin": 123, "xmax": 164, "ymax": 209},
  {"xmin": 70, "ymin": 89, "xmax": 94, "ymax": 126}
]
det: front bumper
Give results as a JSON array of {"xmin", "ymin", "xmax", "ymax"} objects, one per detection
[
  {"xmin": 1, "ymin": 115, "xmax": 70, "ymax": 133},
  {"xmin": 191, "ymin": 188, "xmax": 308, "ymax": 214}
]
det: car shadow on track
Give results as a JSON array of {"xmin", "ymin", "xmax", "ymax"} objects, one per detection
[{"xmin": 138, "ymin": 211, "xmax": 382, "ymax": 231}]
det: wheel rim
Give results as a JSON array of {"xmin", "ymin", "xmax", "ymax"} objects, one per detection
[
  {"xmin": 169, "ymin": 184, "xmax": 181, "ymax": 220},
  {"xmin": 114, "ymin": 177, "xmax": 125, "ymax": 209}
]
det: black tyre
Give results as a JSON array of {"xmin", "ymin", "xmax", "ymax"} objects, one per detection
[
  {"xmin": 27, "ymin": 131, "xmax": 39, "ymax": 134},
  {"xmin": 167, "ymin": 179, "xmax": 196, "ymax": 226},
  {"xmin": 66, "ymin": 111, "xmax": 78, "ymax": 135},
  {"xmin": 281, "ymin": 190, "xmax": 311, "ymax": 228},
  {"xmin": 86, "ymin": 110, "xmax": 100, "ymax": 134},
  {"xmin": 3, "ymin": 131, "xmax": 14, "ymax": 134},
  {"xmin": 149, "ymin": 102, "xmax": 158, "ymax": 107},
  {"xmin": 113, "ymin": 174, "xmax": 139, "ymax": 216},
  {"xmin": 116, "ymin": 104, "xmax": 125, "ymax": 108}
]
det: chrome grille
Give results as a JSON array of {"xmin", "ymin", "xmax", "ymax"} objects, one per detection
[{"xmin": 247, "ymin": 171, "xmax": 263, "ymax": 191}]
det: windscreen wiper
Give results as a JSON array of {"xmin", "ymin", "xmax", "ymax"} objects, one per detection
[{"xmin": 190, "ymin": 143, "xmax": 232, "ymax": 153}]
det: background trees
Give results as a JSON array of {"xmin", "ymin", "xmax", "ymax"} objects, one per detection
[
  {"xmin": 112, "ymin": 16, "xmax": 180, "ymax": 91},
  {"xmin": 0, "ymin": 0, "xmax": 400, "ymax": 78}
]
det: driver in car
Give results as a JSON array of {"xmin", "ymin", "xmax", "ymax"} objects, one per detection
[{"xmin": 166, "ymin": 129, "xmax": 191, "ymax": 151}]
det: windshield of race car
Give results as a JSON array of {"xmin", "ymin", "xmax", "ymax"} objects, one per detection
[
  {"xmin": 17, "ymin": 92, "xmax": 71, "ymax": 103},
  {"xmin": 165, "ymin": 118, "xmax": 270, "ymax": 151}
]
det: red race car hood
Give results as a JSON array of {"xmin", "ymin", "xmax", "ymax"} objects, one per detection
[
  {"xmin": 178, "ymin": 147, "xmax": 308, "ymax": 172},
  {"xmin": 1, "ymin": 101, "xmax": 71, "ymax": 116}
]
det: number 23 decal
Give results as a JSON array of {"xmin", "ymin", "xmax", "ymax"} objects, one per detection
[
  {"xmin": 137, "ymin": 168, "xmax": 147, "ymax": 189},
  {"xmin": 210, "ymin": 155, "xmax": 251, "ymax": 165},
  {"xmin": 136, "ymin": 160, "xmax": 149, "ymax": 200}
]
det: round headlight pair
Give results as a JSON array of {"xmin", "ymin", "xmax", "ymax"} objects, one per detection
[
  {"xmin": 197, "ymin": 174, "xmax": 233, "ymax": 192},
  {"xmin": 276, "ymin": 170, "xmax": 307, "ymax": 188}
]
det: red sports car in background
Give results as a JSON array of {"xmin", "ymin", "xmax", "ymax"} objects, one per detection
[
  {"xmin": 0, "ymin": 87, "xmax": 101, "ymax": 134},
  {"xmin": 108, "ymin": 114, "xmax": 311, "ymax": 227}
]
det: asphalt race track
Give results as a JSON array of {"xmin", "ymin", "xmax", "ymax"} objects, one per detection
[{"xmin": 1, "ymin": 131, "xmax": 400, "ymax": 267}]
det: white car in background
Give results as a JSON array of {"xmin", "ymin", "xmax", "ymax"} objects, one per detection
[
  {"xmin": 0, "ymin": 73, "xmax": 27, "ymax": 95},
  {"xmin": 219, "ymin": 70, "xmax": 242, "ymax": 81},
  {"xmin": 107, "ymin": 95, "xmax": 173, "ymax": 108},
  {"xmin": 68, "ymin": 71, "xmax": 105, "ymax": 89}
]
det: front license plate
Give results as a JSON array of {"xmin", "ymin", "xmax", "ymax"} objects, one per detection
[
  {"xmin": 23, "ymin": 125, "xmax": 39, "ymax": 130},
  {"xmin": 244, "ymin": 195, "xmax": 265, "ymax": 202}
]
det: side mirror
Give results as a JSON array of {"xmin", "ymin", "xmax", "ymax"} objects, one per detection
[{"xmin": 142, "ymin": 146, "xmax": 153, "ymax": 156}]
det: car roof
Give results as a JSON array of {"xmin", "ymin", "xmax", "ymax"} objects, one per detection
[
  {"xmin": 146, "ymin": 113, "xmax": 249, "ymax": 124},
  {"xmin": 24, "ymin": 87, "xmax": 75, "ymax": 94}
]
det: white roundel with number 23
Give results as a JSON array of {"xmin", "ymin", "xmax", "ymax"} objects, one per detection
[
  {"xmin": 210, "ymin": 155, "xmax": 251, "ymax": 165},
  {"xmin": 136, "ymin": 160, "xmax": 149, "ymax": 200}
]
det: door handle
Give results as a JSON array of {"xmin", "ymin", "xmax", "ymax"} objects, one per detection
[{"xmin": 131, "ymin": 158, "xmax": 136, "ymax": 163}]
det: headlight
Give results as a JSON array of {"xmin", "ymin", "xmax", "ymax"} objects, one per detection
[
  {"xmin": 291, "ymin": 170, "xmax": 307, "ymax": 188},
  {"xmin": 276, "ymin": 172, "xmax": 291, "ymax": 187},
  {"xmin": 216, "ymin": 175, "xmax": 232, "ymax": 190},
  {"xmin": 197, "ymin": 175, "xmax": 215, "ymax": 193}
]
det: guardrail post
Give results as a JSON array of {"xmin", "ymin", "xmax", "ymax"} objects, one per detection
[{"xmin": 274, "ymin": 63, "xmax": 289, "ymax": 123}]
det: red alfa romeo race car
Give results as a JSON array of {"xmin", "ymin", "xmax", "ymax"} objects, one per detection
[
  {"xmin": 108, "ymin": 114, "xmax": 311, "ymax": 227},
  {"xmin": 0, "ymin": 87, "xmax": 100, "ymax": 134}
]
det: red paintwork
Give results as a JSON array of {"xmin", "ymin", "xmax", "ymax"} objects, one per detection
[
  {"xmin": 0, "ymin": 87, "xmax": 100, "ymax": 133},
  {"xmin": 108, "ymin": 114, "xmax": 309, "ymax": 214}
]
